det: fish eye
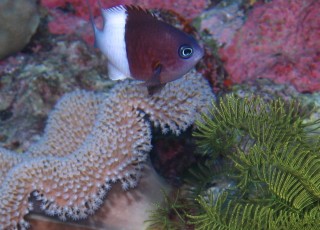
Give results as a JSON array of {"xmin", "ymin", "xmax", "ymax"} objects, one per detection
[{"xmin": 179, "ymin": 45, "xmax": 193, "ymax": 59}]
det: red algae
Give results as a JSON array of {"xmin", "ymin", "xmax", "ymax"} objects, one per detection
[{"xmin": 219, "ymin": 0, "xmax": 320, "ymax": 93}]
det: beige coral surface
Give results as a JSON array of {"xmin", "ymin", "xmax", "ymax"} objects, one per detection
[{"xmin": 0, "ymin": 72, "xmax": 214, "ymax": 229}]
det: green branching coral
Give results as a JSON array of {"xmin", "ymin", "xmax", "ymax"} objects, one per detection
[{"xmin": 147, "ymin": 94, "xmax": 320, "ymax": 229}]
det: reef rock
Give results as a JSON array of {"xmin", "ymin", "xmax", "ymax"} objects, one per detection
[
  {"xmin": 0, "ymin": 0, "xmax": 40, "ymax": 60},
  {"xmin": 196, "ymin": 0, "xmax": 245, "ymax": 47}
]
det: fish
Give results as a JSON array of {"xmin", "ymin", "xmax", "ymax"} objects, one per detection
[{"xmin": 86, "ymin": 0, "xmax": 204, "ymax": 93}]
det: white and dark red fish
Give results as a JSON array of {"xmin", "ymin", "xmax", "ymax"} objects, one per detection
[{"xmin": 87, "ymin": 0, "xmax": 204, "ymax": 91}]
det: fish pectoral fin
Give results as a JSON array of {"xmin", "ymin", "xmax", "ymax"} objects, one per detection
[
  {"xmin": 141, "ymin": 62, "xmax": 163, "ymax": 87},
  {"xmin": 107, "ymin": 62, "xmax": 128, "ymax": 80},
  {"xmin": 139, "ymin": 62, "xmax": 165, "ymax": 95}
]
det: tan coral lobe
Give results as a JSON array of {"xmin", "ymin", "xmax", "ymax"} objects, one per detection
[{"xmin": 0, "ymin": 71, "xmax": 214, "ymax": 229}]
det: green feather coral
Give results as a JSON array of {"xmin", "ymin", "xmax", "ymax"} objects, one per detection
[
  {"xmin": 146, "ymin": 94, "xmax": 320, "ymax": 229},
  {"xmin": 188, "ymin": 94, "xmax": 320, "ymax": 229}
]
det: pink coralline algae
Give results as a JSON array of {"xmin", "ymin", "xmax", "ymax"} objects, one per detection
[
  {"xmin": 41, "ymin": 0, "xmax": 207, "ymax": 19},
  {"xmin": 219, "ymin": 0, "xmax": 320, "ymax": 93},
  {"xmin": 41, "ymin": 0, "xmax": 208, "ymax": 43}
]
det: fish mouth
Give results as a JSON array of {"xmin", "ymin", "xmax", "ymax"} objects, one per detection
[
  {"xmin": 199, "ymin": 45, "xmax": 205, "ymax": 59},
  {"xmin": 194, "ymin": 45, "xmax": 205, "ymax": 62}
]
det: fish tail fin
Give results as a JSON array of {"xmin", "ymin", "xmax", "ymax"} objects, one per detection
[
  {"xmin": 97, "ymin": 0, "xmax": 108, "ymax": 29},
  {"xmin": 97, "ymin": 0, "xmax": 103, "ymax": 11},
  {"xmin": 85, "ymin": 0, "xmax": 100, "ymax": 47}
]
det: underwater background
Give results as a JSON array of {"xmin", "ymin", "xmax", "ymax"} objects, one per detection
[{"xmin": 0, "ymin": 0, "xmax": 320, "ymax": 229}]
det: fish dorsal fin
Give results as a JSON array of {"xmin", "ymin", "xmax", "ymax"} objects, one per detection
[
  {"xmin": 100, "ymin": 5, "xmax": 127, "ymax": 27},
  {"xmin": 101, "ymin": 5, "xmax": 156, "ymax": 22},
  {"xmin": 125, "ymin": 5, "xmax": 155, "ymax": 16},
  {"xmin": 103, "ymin": 5, "xmax": 127, "ymax": 15},
  {"xmin": 124, "ymin": 5, "xmax": 157, "ymax": 21}
]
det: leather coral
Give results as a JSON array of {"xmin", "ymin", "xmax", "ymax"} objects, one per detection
[{"xmin": 0, "ymin": 71, "xmax": 214, "ymax": 229}]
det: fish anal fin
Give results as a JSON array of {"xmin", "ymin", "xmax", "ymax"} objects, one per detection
[
  {"xmin": 107, "ymin": 62, "xmax": 128, "ymax": 80},
  {"xmin": 147, "ymin": 84, "xmax": 166, "ymax": 95}
]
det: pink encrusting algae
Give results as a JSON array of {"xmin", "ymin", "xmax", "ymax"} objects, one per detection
[{"xmin": 219, "ymin": 0, "xmax": 320, "ymax": 93}]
